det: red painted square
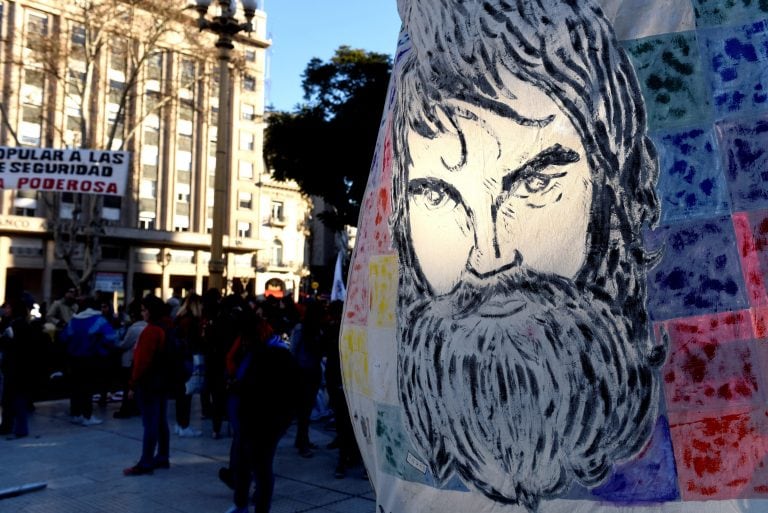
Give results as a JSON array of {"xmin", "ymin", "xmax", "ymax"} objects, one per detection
[
  {"xmin": 659, "ymin": 311, "xmax": 761, "ymax": 413},
  {"xmin": 733, "ymin": 212, "xmax": 768, "ymax": 307},
  {"xmin": 669, "ymin": 409, "xmax": 768, "ymax": 500}
]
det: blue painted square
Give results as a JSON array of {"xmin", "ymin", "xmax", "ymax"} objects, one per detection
[
  {"xmin": 652, "ymin": 127, "xmax": 732, "ymax": 224},
  {"xmin": 645, "ymin": 216, "xmax": 748, "ymax": 321},
  {"xmin": 591, "ymin": 416, "xmax": 680, "ymax": 503},
  {"xmin": 716, "ymin": 116, "xmax": 768, "ymax": 210},
  {"xmin": 623, "ymin": 32, "xmax": 712, "ymax": 130},
  {"xmin": 692, "ymin": 0, "xmax": 768, "ymax": 28},
  {"xmin": 699, "ymin": 20, "xmax": 768, "ymax": 117}
]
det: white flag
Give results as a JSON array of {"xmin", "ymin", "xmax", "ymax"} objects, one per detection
[{"xmin": 331, "ymin": 249, "xmax": 347, "ymax": 302}]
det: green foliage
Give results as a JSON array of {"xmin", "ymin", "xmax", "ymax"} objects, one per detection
[{"xmin": 264, "ymin": 45, "xmax": 392, "ymax": 229}]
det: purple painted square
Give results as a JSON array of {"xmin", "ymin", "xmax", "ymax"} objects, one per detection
[
  {"xmin": 645, "ymin": 216, "xmax": 748, "ymax": 320},
  {"xmin": 716, "ymin": 117, "xmax": 768, "ymax": 211},
  {"xmin": 700, "ymin": 21, "xmax": 768, "ymax": 117},
  {"xmin": 653, "ymin": 127, "xmax": 731, "ymax": 224}
]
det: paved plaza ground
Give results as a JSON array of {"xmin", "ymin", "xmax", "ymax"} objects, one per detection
[{"xmin": 0, "ymin": 398, "xmax": 376, "ymax": 513}]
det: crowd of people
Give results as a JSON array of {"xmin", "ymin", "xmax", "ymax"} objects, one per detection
[{"xmin": 0, "ymin": 285, "xmax": 360, "ymax": 513}]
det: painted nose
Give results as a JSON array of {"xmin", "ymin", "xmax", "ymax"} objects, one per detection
[{"xmin": 466, "ymin": 210, "xmax": 522, "ymax": 278}]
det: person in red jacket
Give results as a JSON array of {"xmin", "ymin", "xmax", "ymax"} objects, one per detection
[{"xmin": 124, "ymin": 294, "xmax": 171, "ymax": 476}]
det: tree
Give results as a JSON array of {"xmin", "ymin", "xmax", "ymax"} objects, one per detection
[
  {"xmin": 264, "ymin": 46, "xmax": 392, "ymax": 229},
  {"xmin": 0, "ymin": 0, "xmax": 216, "ymax": 293}
]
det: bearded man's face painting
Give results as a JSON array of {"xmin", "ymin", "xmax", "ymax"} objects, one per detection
[{"xmin": 389, "ymin": 0, "xmax": 665, "ymax": 511}]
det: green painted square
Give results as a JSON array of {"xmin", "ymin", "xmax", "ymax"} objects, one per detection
[
  {"xmin": 623, "ymin": 31, "xmax": 712, "ymax": 130},
  {"xmin": 692, "ymin": 0, "xmax": 768, "ymax": 28},
  {"xmin": 375, "ymin": 404, "xmax": 429, "ymax": 483}
]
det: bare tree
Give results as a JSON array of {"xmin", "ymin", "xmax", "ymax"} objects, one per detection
[{"xmin": 2, "ymin": 0, "xmax": 221, "ymax": 292}]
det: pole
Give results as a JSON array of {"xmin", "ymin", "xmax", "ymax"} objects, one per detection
[{"xmin": 208, "ymin": 44, "xmax": 232, "ymax": 292}]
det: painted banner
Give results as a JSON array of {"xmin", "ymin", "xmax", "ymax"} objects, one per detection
[
  {"xmin": 340, "ymin": 0, "xmax": 768, "ymax": 512},
  {"xmin": 0, "ymin": 147, "xmax": 130, "ymax": 195}
]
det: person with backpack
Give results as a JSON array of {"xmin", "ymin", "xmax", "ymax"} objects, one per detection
[
  {"xmin": 123, "ymin": 294, "xmax": 171, "ymax": 476},
  {"xmin": 224, "ymin": 311, "xmax": 299, "ymax": 513}
]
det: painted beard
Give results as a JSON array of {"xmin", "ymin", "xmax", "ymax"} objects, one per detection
[{"xmin": 398, "ymin": 268, "xmax": 660, "ymax": 512}]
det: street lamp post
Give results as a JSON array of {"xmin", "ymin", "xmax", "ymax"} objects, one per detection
[{"xmin": 194, "ymin": 0, "xmax": 258, "ymax": 292}]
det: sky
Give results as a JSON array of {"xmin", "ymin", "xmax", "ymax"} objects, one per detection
[{"xmin": 263, "ymin": 1, "xmax": 402, "ymax": 112}]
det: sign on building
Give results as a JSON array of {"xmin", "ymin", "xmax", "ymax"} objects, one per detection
[{"xmin": 0, "ymin": 147, "xmax": 130, "ymax": 196}]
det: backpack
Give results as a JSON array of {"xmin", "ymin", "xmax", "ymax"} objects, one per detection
[{"xmin": 165, "ymin": 322, "xmax": 193, "ymax": 389}]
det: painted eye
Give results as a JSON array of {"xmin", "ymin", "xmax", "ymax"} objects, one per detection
[
  {"xmin": 409, "ymin": 180, "xmax": 458, "ymax": 211},
  {"xmin": 523, "ymin": 175, "xmax": 551, "ymax": 194}
]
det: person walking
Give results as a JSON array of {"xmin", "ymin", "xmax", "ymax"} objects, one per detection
[
  {"xmin": 224, "ymin": 313, "xmax": 298, "ymax": 513},
  {"xmin": 123, "ymin": 295, "xmax": 171, "ymax": 476},
  {"xmin": 60, "ymin": 297, "xmax": 118, "ymax": 426}
]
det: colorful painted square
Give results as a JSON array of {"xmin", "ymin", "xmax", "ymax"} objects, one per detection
[
  {"xmin": 733, "ymin": 211, "xmax": 768, "ymax": 306},
  {"xmin": 369, "ymin": 255, "xmax": 398, "ymax": 328},
  {"xmin": 700, "ymin": 20, "xmax": 768, "ymax": 117},
  {"xmin": 653, "ymin": 127, "xmax": 731, "ymax": 224},
  {"xmin": 590, "ymin": 417, "xmax": 679, "ymax": 502},
  {"xmin": 660, "ymin": 310, "xmax": 761, "ymax": 412},
  {"xmin": 692, "ymin": 0, "xmax": 768, "ymax": 29},
  {"xmin": 669, "ymin": 409, "xmax": 768, "ymax": 500},
  {"xmin": 340, "ymin": 325, "xmax": 371, "ymax": 397},
  {"xmin": 624, "ymin": 31, "xmax": 711, "ymax": 130},
  {"xmin": 645, "ymin": 216, "xmax": 748, "ymax": 320},
  {"xmin": 716, "ymin": 117, "xmax": 768, "ymax": 211}
]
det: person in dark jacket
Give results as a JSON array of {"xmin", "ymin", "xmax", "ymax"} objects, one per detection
[
  {"xmin": 124, "ymin": 294, "xmax": 171, "ymax": 476},
  {"xmin": 224, "ymin": 312, "xmax": 298, "ymax": 513},
  {"xmin": 290, "ymin": 301, "xmax": 324, "ymax": 457},
  {"xmin": 0, "ymin": 300, "xmax": 36, "ymax": 439}
]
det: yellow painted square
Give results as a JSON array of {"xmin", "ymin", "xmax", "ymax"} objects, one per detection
[
  {"xmin": 369, "ymin": 255, "xmax": 398, "ymax": 328},
  {"xmin": 340, "ymin": 325, "xmax": 370, "ymax": 398}
]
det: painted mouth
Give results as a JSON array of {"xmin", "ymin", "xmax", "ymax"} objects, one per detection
[{"xmin": 474, "ymin": 296, "xmax": 527, "ymax": 318}]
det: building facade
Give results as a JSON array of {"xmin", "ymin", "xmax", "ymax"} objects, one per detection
[{"xmin": 0, "ymin": 0, "xmax": 310, "ymax": 306}]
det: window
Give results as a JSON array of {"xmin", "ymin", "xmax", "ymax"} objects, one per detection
[
  {"xmin": 238, "ymin": 221, "xmax": 252, "ymax": 238},
  {"xmin": 138, "ymin": 214, "xmax": 155, "ymax": 230},
  {"xmin": 178, "ymin": 100, "xmax": 194, "ymax": 135},
  {"xmin": 14, "ymin": 190, "xmax": 37, "ymax": 216},
  {"xmin": 147, "ymin": 52, "xmax": 163, "ymax": 80},
  {"xmin": 181, "ymin": 58, "xmax": 196, "ymax": 85},
  {"xmin": 239, "ymin": 160, "xmax": 253, "ymax": 179},
  {"xmin": 173, "ymin": 215, "xmax": 189, "ymax": 232},
  {"xmin": 271, "ymin": 201, "xmax": 284, "ymax": 222},
  {"xmin": 26, "ymin": 12, "xmax": 48, "ymax": 53},
  {"xmin": 70, "ymin": 24, "xmax": 86, "ymax": 61},
  {"xmin": 239, "ymin": 131, "xmax": 254, "ymax": 151},
  {"xmin": 244, "ymin": 49, "xmax": 256, "ymax": 62},
  {"xmin": 139, "ymin": 179, "xmax": 157, "ymax": 199},
  {"xmin": 108, "ymin": 80, "xmax": 125, "ymax": 105},
  {"xmin": 104, "ymin": 196, "xmax": 121, "ymax": 221},
  {"xmin": 243, "ymin": 75, "xmax": 256, "ymax": 92},
  {"xmin": 176, "ymin": 183, "xmax": 191, "ymax": 202},
  {"xmin": 270, "ymin": 240, "xmax": 283, "ymax": 266},
  {"xmin": 68, "ymin": 69, "xmax": 86, "ymax": 97},
  {"xmin": 239, "ymin": 191, "xmax": 252, "ymax": 209},
  {"xmin": 176, "ymin": 150, "xmax": 192, "ymax": 172},
  {"xmin": 20, "ymin": 105, "xmax": 42, "ymax": 146},
  {"xmin": 241, "ymin": 103, "xmax": 255, "ymax": 121},
  {"xmin": 110, "ymin": 39, "xmax": 128, "ymax": 72},
  {"xmin": 22, "ymin": 69, "xmax": 44, "ymax": 106}
]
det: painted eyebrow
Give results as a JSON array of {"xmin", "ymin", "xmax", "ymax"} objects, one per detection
[{"xmin": 500, "ymin": 144, "xmax": 580, "ymax": 192}]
